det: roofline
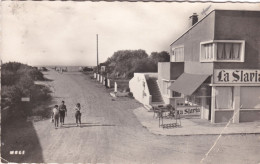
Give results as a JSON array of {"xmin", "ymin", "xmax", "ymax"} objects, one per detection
[
  {"xmin": 170, "ymin": 10, "xmax": 215, "ymax": 46},
  {"xmin": 169, "ymin": 9, "xmax": 260, "ymax": 47}
]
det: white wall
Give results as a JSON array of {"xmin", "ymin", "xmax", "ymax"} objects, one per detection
[{"xmin": 129, "ymin": 73, "xmax": 157, "ymax": 105}]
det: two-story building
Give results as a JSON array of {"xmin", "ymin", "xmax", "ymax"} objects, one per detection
[{"xmin": 158, "ymin": 10, "xmax": 260, "ymax": 123}]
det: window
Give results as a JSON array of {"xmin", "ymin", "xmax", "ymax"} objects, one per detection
[
  {"xmin": 240, "ymin": 87, "xmax": 260, "ymax": 109},
  {"xmin": 172, "ymin": 91, "xmax": 182, "ymax": 97},
  {"xmin": 200, "ymin": 43, "xmax": 215, "ymax": 61},
  {"xmin": 162, "ymin": 81, "xmax": 170, "ymax": 95},
  {"xmin": 215, "ymin": 87, "xmax": 234, "ymax": 109},
  {"xmin": 163, "ymin": 80, "xmax": 182, "ymax": 98},
  {"xmin": 185, "ymin": 95, "xmax": 201, "ymax": 106},
  {"xmin": 171, "ymin": 46, "xmax": 184, "ymax": 62},
  {"xmin": 200, "ymin": 40, "xmax": 245, "ymax": 62}
]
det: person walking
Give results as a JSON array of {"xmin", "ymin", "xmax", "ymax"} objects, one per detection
[
  {"xmin": 59, "ymin": 100, "xmax": 67, "ymax": 125},
  {"xmin": 52, "ymin": 105, "xmax": 60, "ymax": 128},
  {"xmin": 75, "ymin": 103, "xmax": 81, "ymax": 126},
  {"xmin": 104, "ymin": 77, "xmax": 108, "ymax": 88}
]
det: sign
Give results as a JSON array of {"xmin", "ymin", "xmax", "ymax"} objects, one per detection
[
  {"xmin": 177, "ymin": 106, "xmax": 200, "ymax": 115},
  {"xmin": 214, "ymin": 69, "xmax": 260, "ymax": 84},
  {"xmin": 101, "ymin": 66, "xmax": 106, "ymax": 72},
  {"xmin": 21, "ymin": 97, "xmax": 30, "ymax": 102}
]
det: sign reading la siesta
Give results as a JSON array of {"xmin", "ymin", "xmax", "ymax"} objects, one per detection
[{"xmin": 214, "ymin": 69, "xmax": 260, "ymax": 84}]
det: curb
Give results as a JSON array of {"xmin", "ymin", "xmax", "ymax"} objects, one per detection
[{"xmin": 134, "ymin": 107, "xmax": 260, "ymax": 137}]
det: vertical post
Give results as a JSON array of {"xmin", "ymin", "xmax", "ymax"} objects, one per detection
[
  {"xmin": 175, "ymin": 98, "xmax": 178, "ymax": 124},
  {"xmin": 201, "ymin": 97, "xmax": 206, "ymax": 119},
  {"xmin": 96, "ymin": 34, "xmax": 99, "ymax": 74},
  {"xmin": 201, "ymin": 86, "xmax": 207, "ymax": 119},
  {"xmin": 233, "ymin": 86, "xmax": 240, "ymax": 123},
  {"xmin": 100, "ymin": 75, "xmax": 103, "ymax": 83},
  {"xmin": 114, "ymin": 82, "xmax": 117, "ymax": 93},
  {"xmin": 108, "ymin": 79, "xmax": 110, "ymax": 88},
  {"xmin": 211, "ymin": 86, "xmax": 216, "ymax": 123}
]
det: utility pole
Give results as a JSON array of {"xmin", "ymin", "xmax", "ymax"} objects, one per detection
[{"xmin": 96, "ymin": 34, "xmax": 99, "ymax": 74}]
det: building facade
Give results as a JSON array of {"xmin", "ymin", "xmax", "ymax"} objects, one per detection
[{"xmin": 158, "ymin": 10, "xmax": 260, "ymax": 123}]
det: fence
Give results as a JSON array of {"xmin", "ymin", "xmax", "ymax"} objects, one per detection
[{"xmin": 93, "ymin": 73, "xmax": 113, "ymax": 88}]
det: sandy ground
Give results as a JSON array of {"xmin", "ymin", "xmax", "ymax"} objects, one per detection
[{"xmin": 2, "ymin": 69, "xmax": 260, "ymax": 164}]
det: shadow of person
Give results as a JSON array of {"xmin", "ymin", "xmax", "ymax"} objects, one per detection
[
  {"xmin": 60, "ymin": 123, "xmax": 116, "ymax": 129},
  {"xmin": 63, "ymin": 122, "xmax": 100, "ymax": 126},
  {"xmin": 79, "ymin": 124, "xmax": 116, "ymax": 128}
]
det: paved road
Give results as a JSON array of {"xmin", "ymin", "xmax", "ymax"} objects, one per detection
[{"xmin": 2, "ymin": 69, "xmax": 260, "ymax": 163}]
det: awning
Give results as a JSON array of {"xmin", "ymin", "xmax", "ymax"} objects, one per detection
[{"xmin": 168, "ymin": 73, "xmax": 210, "ymax": 95}]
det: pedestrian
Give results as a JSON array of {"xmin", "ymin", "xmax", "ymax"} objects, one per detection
[
  {"xmin": 104, "ymin": 77, "xmax": 108, "ymax": 88},
  {"xmin": 75, "ymin": 103, "xmax": 81, "ymax": 126},
  {"xmin": 52, "ymin": 105, "xmax": 60, "ymax": 128},
  {"xmin": 59, "ymin": 100, "xmax": 67, "ymax": 125}
]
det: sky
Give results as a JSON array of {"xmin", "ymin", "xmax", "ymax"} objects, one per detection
[{"xmin": 1, "ymin": 1, "xmax": 260, "ymax": 66}]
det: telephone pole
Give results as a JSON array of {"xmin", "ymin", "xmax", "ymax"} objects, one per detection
[{"xmin": 96, "ymin": 34, "xmax": 99, "ymax": 73}]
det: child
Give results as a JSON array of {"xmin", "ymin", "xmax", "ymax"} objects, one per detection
[
  {"xmin": 75, "ymin": 103, "xmax": 81, "ymax": 126},
  {"xmin": 59, "ymin": 100, "xmax": 67, "ymax": 125},
  {"xmin": 52, "ymin": 105, "xmax": 60, "ymax": 128}
]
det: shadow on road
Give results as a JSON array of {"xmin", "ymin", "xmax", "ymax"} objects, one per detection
[
  {"xmin": 63, "ymin": 122, "xmax": 100, "ymax": 125},
  {"xmin": 1, "ymin": 118, "xmax": 44, "ymax": 163},
  {"xmin": 58, "ymin": 123, "xmax": 116, "ymax": 129}
]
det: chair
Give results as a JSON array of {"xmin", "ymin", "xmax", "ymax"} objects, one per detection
[{"xmin": 152, "ymin": 106, "xmax": 160, "ymax": 118}]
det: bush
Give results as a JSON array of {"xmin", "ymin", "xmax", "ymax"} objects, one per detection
[
  {"xmin": 1, "ymin": 62, "xmax": 50, "ymax": 110},
  {"xmin": 30, "ymin": 85, "xmax": 51, "ymax": 102},
  {"xmin": 101, "ymin": 50, "xmax": 168, "ymax": 79},
  {"xmin": 132, "ymin": 58, "xmax": 157, "ymax": 73},
  {"xmin": 1, "ymin": 86, "xmax": 21, "ymax": 107},
  {"xmin": 1, "ymin": 70, "xmax": 17, "ymax": 86},
  {"xmin": 128, "ymin": 92, "xmax": 134, "ymax": 98}
]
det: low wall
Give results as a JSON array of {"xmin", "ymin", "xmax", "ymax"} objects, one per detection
[
  {"xmin": 129, "ymin": 73, "xmax": 157, "ymax": 106},
  {"xmin": 215, "ymin": 110, "xmax": 234, "ymax": 123},
  {"xmin": 239, "ymin": 110, "xmax": 260, "ymax": 122},
  {"xmin": 214, "ymin": 110, "xmax": 260, "ymax": 123}
]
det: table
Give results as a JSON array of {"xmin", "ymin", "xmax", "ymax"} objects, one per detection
[{"xmin": 153, "ymin": 106, "xmax": 181, "ymax": 128}]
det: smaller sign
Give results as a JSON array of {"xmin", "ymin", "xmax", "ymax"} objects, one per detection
[
  {"xmin": 21, "ymin": 97, "xmax": 30, "ymax": 102},
  {"xmin": 177, "ymin": 106, "xmax": 200, "ymax": 115},
  {"xmin": 101, "ymin": 66, "xmax": 106, "ymax": 72}
]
